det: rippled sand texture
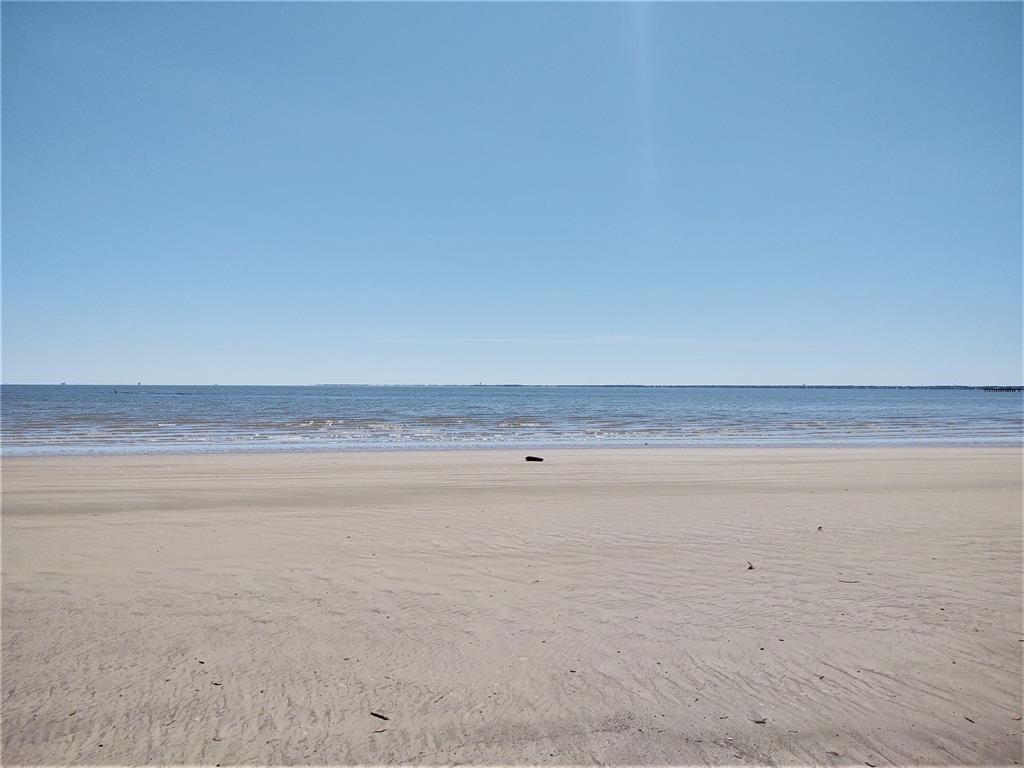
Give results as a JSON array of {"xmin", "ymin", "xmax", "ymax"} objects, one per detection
[{"xmin": 2, "ymin": 449, "xmax": 1022, "ymax": 766}]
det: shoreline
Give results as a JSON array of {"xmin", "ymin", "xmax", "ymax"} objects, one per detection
[{"xmin": 4, "ymin": 440, "xmax": 1022, "ymax": 460}]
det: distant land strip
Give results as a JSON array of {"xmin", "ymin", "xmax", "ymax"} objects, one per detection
[{"xmin": 3, "ymin": 383, "xmax": 1022, "ymax": 390}]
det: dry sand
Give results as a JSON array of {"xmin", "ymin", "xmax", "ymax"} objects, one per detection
[{"xmin": 2, "ymin": 448, "xmax": 1021, "ymax": 766}]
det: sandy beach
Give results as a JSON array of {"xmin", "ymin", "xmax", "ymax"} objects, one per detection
[{"xmin": 2, "ymin": 448, "xmax": 1021, "ymax": 766}]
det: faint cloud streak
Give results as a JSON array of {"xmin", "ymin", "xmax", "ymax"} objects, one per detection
[{"xmin": 373, "ymin": 335, "xmax": 814, "ymax": 352}]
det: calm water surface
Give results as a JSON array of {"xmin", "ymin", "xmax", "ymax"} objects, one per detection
[{"xmin": 1, "ymin": 385, "xmax": 1021, "ymax": 455}]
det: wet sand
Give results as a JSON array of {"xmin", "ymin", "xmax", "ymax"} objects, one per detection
[{"xmin": 2, "ymin": 448, "xmax": 1021, "ymax": 765}]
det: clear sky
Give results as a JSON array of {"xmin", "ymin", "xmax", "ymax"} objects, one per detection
[{"xmin": 2, "ymin": 2, "xmax": 1021, "ymax": 385}]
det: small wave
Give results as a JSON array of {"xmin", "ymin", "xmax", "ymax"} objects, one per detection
[{"xmin": 2, "ymin": 385, "xmax": 1021, "ymax": 455}]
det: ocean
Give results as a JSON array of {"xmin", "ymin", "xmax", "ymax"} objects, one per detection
[{"xmin": 1, "ymin": 384, "xmax": 1021, "ymax": 455}]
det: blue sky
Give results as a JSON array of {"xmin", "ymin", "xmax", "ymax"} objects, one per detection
[{"xmin": 2, "ymin": 2, "xmax": 1021, "ymax": 385}]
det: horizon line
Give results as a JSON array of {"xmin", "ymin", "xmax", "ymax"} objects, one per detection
[{"xmin": 2, "ymin": 383, "xmax": 1022, "ymax": 390}]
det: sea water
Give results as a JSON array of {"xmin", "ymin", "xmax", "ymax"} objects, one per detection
[{"xmin": 1, "ymin": 385, "xmax": 1021, "ymax": 455}]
